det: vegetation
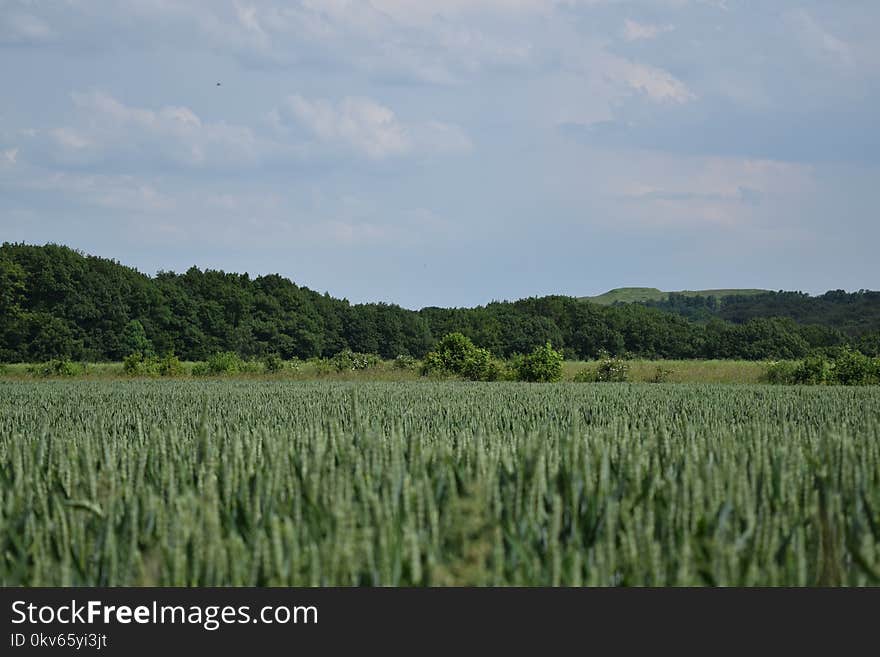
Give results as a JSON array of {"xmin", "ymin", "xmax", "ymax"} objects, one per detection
[
  {"xmin": 421, "ymin": 333, "xmax": 500, "ymax": 381},
  {"xmin": 512, "ymin": 342, "xmax": 564, "ymax": 383},
  {"xmin": 122, "ymin": 352, "xmax": 185, "ymax": 377},
  {"xmin": 25, "ymin": 358, "xmax": 85, "ymax": 378},
  {"xmin": 1, "ymin": 381, "xmax": 877, "ymax": 586},
  {"xmin": 2, "ymin": 244, "xmax": 878, "ymax": 365},
  {"xmin": 766, "ymin": 349, "xmax": 880, "ymax": 386},
  {"xmin": 582, "ymin": 287, "xmax": 767, "ymax": 305},
  {"xmin": 573, "ymin": 352, "xmax": 630, "ymax": 383}
]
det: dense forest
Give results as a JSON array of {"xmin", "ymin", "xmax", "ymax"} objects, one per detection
[
  {"xmin": 1, "ymin": 243, "xmax": 878, "ymax": 362},
  {"xmin": 644, "ymin": 290, "xmax": 880, "ymax": 335}
]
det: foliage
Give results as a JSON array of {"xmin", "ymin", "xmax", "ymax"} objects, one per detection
[
  {"xmin": 120, "ymin": 320, "xmax": 153, "ymax": 357},
  {"xmin": 650, "ymin": 365, "xmax": 674, "ymax": 383},
  {"xmin": 594, "ymin": 352, "xmax": 630, "ymax": 383},
  {"xmin": 26, "ymin": 358, "xmax": 84, "ymax": 377},
  {"xmin": 833, "ymin": 348, "xmax": 879, "ymax": 385},
  {"xmin": 765, "ymin": 349, "xmax": 879, "ymax": 385},
  {"xmin": 330, "ymin": 349, "xmax": 381, "ymax": 372},
  {"xmin": 1, "ymin": 382, "xmax": 879, "ymax": 586},
  {"xmin": 193, "ymin": 351, "xmax": 259, "ymax": 376},
  {"xmin": 122, "ymin": 351, "xmax": 184, "ymax": 377},
  {"xmin": 421, "ymin": 333, "xmax": 499, "ymax": 381},
  {"xmin": 3, "ymin": 244, "xmax": 879, "ymax": 366},
  {"xmin": 572, "ymin": 368, "xmax": 596, "ymax": 383},
  {"xmin": 393, "ymin": 354, "xmax": 418, "ymax": 370},
  {"xmin": 263, "ymin": 353, "xmax": 285, "ymax": 374},
  {"xmin": 514, "ymin": 342, "xmax": 563, "ymax": 382},
  {"xmin": 765, "ymin": 360, "xmax": 798, "ymax": 385}
]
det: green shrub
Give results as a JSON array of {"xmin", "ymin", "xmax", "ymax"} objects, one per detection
[
  {"xmin": 122, "ymin": 352, "xmax": 146, "ymax": 375},
  {"xmin": 421, "ymin": 333, "xmax": 498, "ymax": 381},
  {"xmin": 393, "ymin": 354, "xmax": 418, "ymax": 370},
  {"xmin": 832, "ymin": 348, "xmax": 877, "ymax": 385},
  {"xmin": 792, "ymin": 355, "xmax": 834, "ymax": 385},
  {"xmin": 156, "ymin": 353, "xmax": 185, "ymax": 377},
  {"xmin": 765, "ymin": 360, "xmax": 797, "ymax": 384},
  {"xmin": 594, "ymin": 352, "xmax": 629, "ymax": 383},
  {"xmin": 310, "ymin": 357, "xmax": 335, "ymax": 375},
  {"xmin": 766, "ymin": 350, "xmax": 879, "ymax": 386},
  {"xmin": 123, "ymin": 352, "xmax": 184, "ymax": 377},
  {"xmin": 650, "ymin": 365, "xmax": 674, "ymax": 383},
  {"xmin": 193, "ymin": 351, "xmax": 249, "ymax": 376},
  {"xmin": 330, "ymin": 350, "xmax": 380, "ymax": 372},
  {"xmin": 263, "ymin": 354, "xmax": 285, "ymax": 374},
  {"xmin": 27, "ymin": 359, "xmax": 84, "ymax": 377},
  {"xmin": 514, "ymin": 342, "xmax": 563, "ymax": 382},
  {"xmin": 572, "ymin": 368, "xmax": 595, "ymax": 383}
]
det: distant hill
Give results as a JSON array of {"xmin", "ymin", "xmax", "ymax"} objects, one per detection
[{"xmin": 582, "ymin": 287, "xmax": 769, "ymax": 305}]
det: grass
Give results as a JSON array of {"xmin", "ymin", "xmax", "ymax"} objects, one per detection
[
  {"xmin": 563, "ymin": 359, "xmax": 768, "ymax": 384},
  {"xmin": 0, "ymin": 359, "xmax": 770, "ymax": 384},
  {"xmin": 1, "ymin": 380, "xmax": 878, "ymax": 586},
  {"xmin": 582, "ymin": 287, "xmax": 768, "ymax": 305}
]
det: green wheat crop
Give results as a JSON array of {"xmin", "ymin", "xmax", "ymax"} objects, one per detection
[{"xmin": 0, "ymin": 381, "xmax": 878, "ymax": 586}]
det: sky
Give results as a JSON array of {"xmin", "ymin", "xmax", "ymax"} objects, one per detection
[{"xmin": 1, "ymin": 1, "xmax": 878, "ymax": 309}]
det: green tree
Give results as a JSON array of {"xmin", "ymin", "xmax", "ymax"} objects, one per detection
[{"xmin": 515, "ymin": 342, "xmax": 563, "ymax": 382}]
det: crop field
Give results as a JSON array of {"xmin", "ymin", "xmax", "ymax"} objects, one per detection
[{"xmin": 1, "ymin": 381, "xmax": 879, "ymax": 586}]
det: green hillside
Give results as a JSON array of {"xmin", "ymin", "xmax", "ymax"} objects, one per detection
[{"xmin": 583, "ymin": 287, "xmax": 768, "ymax": 305}]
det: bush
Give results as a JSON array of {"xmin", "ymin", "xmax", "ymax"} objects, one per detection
[
  {"xmin": 514, "ymin": 342, "xmax": 563, "ymax": 382},
  {"xmin": 832, "ymin": 348, "xmax": 878, "ymax": 385},
  {"xmin": 650, "ymin": 365, "xmax": 674, "ymax": 383},
  {"xmin": 330, "ymin": 350, "xmax": 380, "ymax": 372},
  {"xmin": 421, "ymin": 333, "xmax": 499, "ymax": 381},
  {"xmin": 123, "ymin": 352, "xmax": 184, "ymax": 377},
  {"xmin": 594, "ymin": 352, "xmax": 629, "ymax": 383},
  {"xmin": 572, "ymin": 368, "xmax": 595, "ymax": 383},
  {"xmin": 193, "ymin": 351, "xmax": 257, "ymax": 376},
  {"xmin": 156, "ymin": 353, "xmax": 185, "ymax": 377},
  {"xmin": 263, "ymin": 354, "xmax": 285, "ymax": 374},
  {"xmin": 765, "ymin": 349, "xmax": 880, "ymax": 385},
  {"xmin": 27, "ymin": 359, "xmax": 84, "ymax": 377},
  {"xmin": 794, "ymin": 355, "xmax": 834, "ymax": 385},
  {"xmin": 393, "ymin": 354, "xmax": 418, "ymax": 370},
  {"xmin": 765, "ymin": 360, "xmax": 797, "ymax": 384}
]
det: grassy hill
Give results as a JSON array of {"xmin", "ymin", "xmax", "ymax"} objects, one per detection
[{"xmin": 582, "ymin": 287, "xmax": 768, "ymax": 305}]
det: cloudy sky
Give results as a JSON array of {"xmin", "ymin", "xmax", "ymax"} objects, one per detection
[{"xmin": 1, "ymin": 1, "xmax": 878, "ymax": 308}]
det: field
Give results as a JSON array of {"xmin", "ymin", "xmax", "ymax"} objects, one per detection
[
  {"xmin": 1, "ymin": 380, "xmax": 878, "ymax": 586},
  {"xmin": 0, "ymin": 359, "xmax": 770, "ymax": 384}
]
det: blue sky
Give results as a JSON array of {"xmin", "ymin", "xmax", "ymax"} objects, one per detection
[{"xmin": 1, "ymin": 1, "xmax": 878, "ymax": 308}]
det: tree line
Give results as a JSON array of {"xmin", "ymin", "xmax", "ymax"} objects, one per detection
[{"xmin": 1, "ymin": 243, "xmax": 878, "ymax": 363}]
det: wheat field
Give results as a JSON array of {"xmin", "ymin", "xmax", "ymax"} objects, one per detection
[{"xmin": 1, "ymin": 381, "xmax": 878, "ymax": 586}]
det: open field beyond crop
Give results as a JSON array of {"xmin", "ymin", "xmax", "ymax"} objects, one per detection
[
  {"xmin": 0, "ymin": 359, "xmax": 770, "ymax": 384},
  {"xmin": 1, "ymin": 381, "xmax": 879, "ymax": 586}
]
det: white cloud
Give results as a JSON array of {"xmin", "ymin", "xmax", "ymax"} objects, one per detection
[
  {"xmin": 284, "ymin": 95, "xmax": 471, "ymax": 159},
  {"xmin": 50, "ymin": 128, "xmax": 91, "ymax": 150},
  {"xmin": 49, "ymin": 91, "xmax": 264, "ymax": 168},
  {"xmin": 0, "ymin": 12, "xmax": 53, "ymax": 43},
  {"xmin": 609, "ymin": 58, "xmax": 695, "ymax": 104},
  {"xmin": 788, "ymin": 10, "xmax": 854, "ymax": 69},
  {"xmin": 1, "ymin": 148, "xmax": 19, "ymax": 165},
  {"xmin": 608, "ymin": 153, "xmax": 813, "ymax": 228},
  {"xmin": 287, "ymin": 96, "xmax": 409, "ymax": 159},
  {"xmin": 622, "ymin": 19, "xmax": 673, "ymax": 41}
]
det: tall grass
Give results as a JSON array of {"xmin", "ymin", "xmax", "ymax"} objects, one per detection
[{"xmin": 0, "ymin": 381, "xmax": 878, "ymax": 586}]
